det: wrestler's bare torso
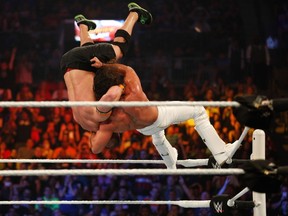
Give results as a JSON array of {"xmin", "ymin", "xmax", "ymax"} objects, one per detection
[{"xmin": 64, "ymin": 69, "xmax": 107, "ymax": 132}]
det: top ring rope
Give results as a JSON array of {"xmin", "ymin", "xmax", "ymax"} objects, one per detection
[{"xmin": 0, "ymin": 101, "xmax": 240, "ymax": 108}]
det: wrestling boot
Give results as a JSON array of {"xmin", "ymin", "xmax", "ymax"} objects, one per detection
[
  {"xmin": 212, "ymin": 140, "xmax": 240, "ymax": 167},
  {"xmin": 152, "ymin": 131, "xmax": 178, "ymax": 169},
  {"xmin": 195, "ymin": 123, "xmax": 241, "ymax": 167},
  {"xmin": 160, "ymin": 146, "xmax": 178, "ymax": 169},
  {"xmin": 128, "ymin": 2, "xmax": 153, "ymax": 25},
  {"xmin": 74, "ymin": 14, "xmax": 96, "ymax": 30}
]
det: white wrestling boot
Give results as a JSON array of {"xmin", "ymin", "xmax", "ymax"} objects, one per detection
[
  {"xmin": 152, "ymin": 131, "xmax": 178, "ymax": 169},
  {"xmin": 213, "ymin": 140, "xmax": 240, "ymax": 166},
  {"xmin": 195, "ymin": 123, "xmax": 241, "ymax": 167},
  {"xmin": 158, "ymin": 147, "xmax": 178, "ymax": 169}
]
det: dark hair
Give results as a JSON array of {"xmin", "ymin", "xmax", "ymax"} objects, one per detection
[{"xmin": 93, "ymin": 66, "xmax": 124, "ymax": 100}]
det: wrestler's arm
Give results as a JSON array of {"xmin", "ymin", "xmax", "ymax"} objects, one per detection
[
  {"xmin": 77, "ymin": 85, "xmax": 123, "ymax": 130},
  {"xmin": 90, "ymin": 57, "xmax": 103, "ymax": 68},
  {"xmin": 96, "ymin": 85, "xmax": 124, "ymax": 114},
  {"xmin": 64, "ymin": 71, "xmax": 123, "ymax": 131}
]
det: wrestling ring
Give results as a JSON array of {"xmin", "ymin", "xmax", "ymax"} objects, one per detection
[{"xmin": 0, "ymin": 100, "xmax": 269, "ymax": 215}]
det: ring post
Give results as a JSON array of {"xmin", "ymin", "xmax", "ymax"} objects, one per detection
[{"xmin": 251, "ymin": 129, "xmax": 266, "ymax": 216}]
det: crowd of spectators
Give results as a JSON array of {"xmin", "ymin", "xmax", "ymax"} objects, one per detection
[{"xmin": 0, "ymin": 0, "xmax": 288, "ymax": 215}]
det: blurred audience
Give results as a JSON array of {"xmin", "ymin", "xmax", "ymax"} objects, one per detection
[{"xmin": 0, "ymin": 0, "xmax": 287, "ymax": 215}]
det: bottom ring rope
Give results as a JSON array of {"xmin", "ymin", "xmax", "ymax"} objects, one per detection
[
  {"xmin": 0, "ymin": 158, "xmax": 209, "ymax": 167},
  {"xmin": 0, "ymin": 200, "xmax": 210, "ymax": 208},
  {"xmin": 0, "ymin": 199, "xmax": 256, "ymax": 210},
  {"xmin": 0, "ymin": 168, "xmax": 245, "ymax": 176}
]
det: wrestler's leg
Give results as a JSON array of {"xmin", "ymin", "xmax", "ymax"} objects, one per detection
[
  {"xmin": 157, "ymin": 106, "xmax": 239, "ymax": 166},
  {"xmin": 78, "ymin": 24, "xmax": 94, "ymax": 46},
  {"xmin": 74, "ymin": 15, "xmax": 97, "ymax": 46},
  {"xmin": 75, "ymin": 3, "xmax": 152, "ymax": 59},
  {"xmin": 193, "ymin": 110, "xmax": 239, "ymax": 166},
  {"xmin": 152, "ymin": 130, "xmax": 178, "ymax": 169},
  {"xmin": 112, "ymin": 3, "xmax": 153, "ymax": 60}
]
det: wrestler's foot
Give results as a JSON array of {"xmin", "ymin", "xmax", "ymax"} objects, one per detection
[
  {"xmin": 74, "ymin": 14, "xmax": 96, "ymax": 30},
  {"xmin": 128, "ymin": 2, "xmax": 153, "ymax": 25},
  {"xmin": 164, "ymin": 147, "xmax": 178, "ymax": 169},
  {"xmin": 213, "ymin": 140, "xmax": 240, "ymax": 166}
]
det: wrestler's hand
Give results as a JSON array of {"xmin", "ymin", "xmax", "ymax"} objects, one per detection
[
  {"xmin": 89, "ymin": 131, "xmax": 96, "ymax": 150},
  {"xmin": 89, "ymin": 129, "xmax": 114, "ymax": 154},
  {"xmin": 89, "ymin": 131, "xmax": 100, "ymax": 153},
  {"xmin": 90, "ymin": 57, "xmax": 103, "ymax": 68}
]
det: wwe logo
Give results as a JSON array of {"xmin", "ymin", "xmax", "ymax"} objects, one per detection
[
  {"xmin": 211, "ymin": 162, "xmax": 221, "ymax": 169},
  {"xmin": 213, "ymin": 201, "xmax": 223, "ymax": 213}
]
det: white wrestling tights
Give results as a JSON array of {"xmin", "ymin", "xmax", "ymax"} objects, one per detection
[
  {"xmin": 159, "ymin": 106, "xmax": 227, "ymax": 161},
  {"xmin": 152, "ymin": 130, "xmax": 178, "ymax": 169},
  {"xmin": 138, "ymin": 106, "xmax": 231, "ymax": 165}
]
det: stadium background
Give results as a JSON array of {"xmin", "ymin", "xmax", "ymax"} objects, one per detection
[{"xmin": 0, "ymin": 0, "xmax": 288, "ymax": 215}]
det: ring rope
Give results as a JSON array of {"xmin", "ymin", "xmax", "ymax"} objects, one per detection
[
  {"xmin": 0, "ymin": 101, "xmax": 240, "ymax": 107},
  {"xmin": 0, "ymin": 159, "xmax": 208, "ymax": 167},
  {"xmin": 0, "ymin": 200, "xmax": 210, "ymax": 208},
  {"xmin": 0, "ymin": 168, "xmax": 245, "ymax": 176}
]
